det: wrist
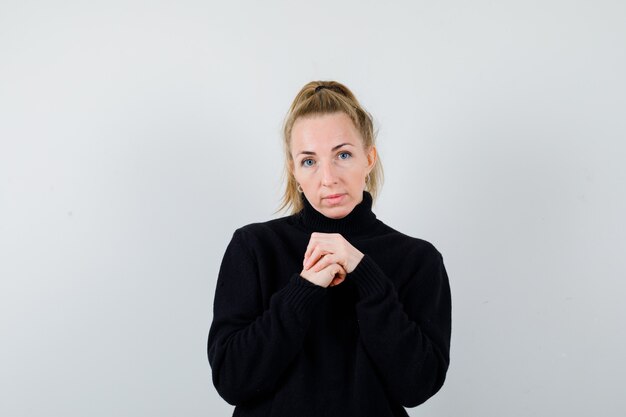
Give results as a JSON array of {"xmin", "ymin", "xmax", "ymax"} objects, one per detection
[
  {"xmin": 300, "ymin": 271, "xmax": 329, "ymax": 288},
  {"xmin": 348, "ymin": 252, "xmax": 364, "ymax": 273}
]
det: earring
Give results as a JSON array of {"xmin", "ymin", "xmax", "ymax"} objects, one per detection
[
  {"xmin": 365, "ymin": 173, "xmax": 371, "ymax": 184},
  {"xmin": 297, "ymin": 184, "xmax": 303, "ymax": 193}
]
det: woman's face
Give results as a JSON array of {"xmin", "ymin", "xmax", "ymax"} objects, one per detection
[{"xmin": 290, "ymin": 112, "xmax": 376, "ymax": 219}]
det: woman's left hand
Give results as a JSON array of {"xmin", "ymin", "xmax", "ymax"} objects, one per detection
[{"xmin": 303, "ymin": 232, "xmax": 364, "ymax": 275}]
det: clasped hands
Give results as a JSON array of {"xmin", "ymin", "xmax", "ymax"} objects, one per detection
[{"xmin": 300, "ymin": 232, "xmax": 364, "ymax": 288}]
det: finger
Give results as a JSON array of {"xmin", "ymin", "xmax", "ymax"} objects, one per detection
[
  {"xmin": 329, "ymin": 275, "xmax": 345, "ymax": 287},
  {"xmin": 327, "ymin": 263, "xmax": 346, "ymax": 279},
  {"xmin": 333, "ymin": 273, "xmax": 346, "ymax": 287},
  {"xmin": 306, "ymin": 240, "xmax": 341, "ymax": 266},
  {"xmin": 312, "ymin": 254, "xmax": 337, "ymax": 272},
  {"xmin": 312, "ymin": 249, "xmax": 348, "ymax": 272},
  {"xmin": 304, "ymin": 233, "xmax": 322, "ymax": 262},
  {"xmin": 318, "ymin": 263, "xmax": 343, "ymax": 285},
  {"xmin": 305, "ymin": 233, "xmax": 338, "ymax": 259},
  {"xmin": 329, "ymin": 268, "xmax": 346, "ymax": 286},
  {"xmin": 304, "ymin": 247, "xmax": 328, "ymax": 270},
  {"xmin": 303, "ymin": 242, "xmax": 318, "ymax": 267},
  {"xmin": 303, "ymin": 246, "xmax": 318, "ymax": 269}
]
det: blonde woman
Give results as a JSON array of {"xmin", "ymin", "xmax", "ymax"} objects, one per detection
[{"xmin": 208, "ymin": 81, "xmax": 451, "ymax": 416}]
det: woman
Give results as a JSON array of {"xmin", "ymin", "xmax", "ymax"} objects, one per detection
[{"xmin": 208, "ymin": 81, "xmax": 451, "ymax": 416}]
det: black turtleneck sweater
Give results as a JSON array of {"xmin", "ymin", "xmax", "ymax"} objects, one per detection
[{"xmin": 208, "ymin": 193, "xmax": 451, "ymax": 416}]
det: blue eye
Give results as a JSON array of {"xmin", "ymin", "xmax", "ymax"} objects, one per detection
[
  {"xmin": 338, "ymin": 152, "xmax": 352, "ymax": 160},
  {"xmin": 302, "ymin": 159, "xmax": 315, "ymax": 167}
]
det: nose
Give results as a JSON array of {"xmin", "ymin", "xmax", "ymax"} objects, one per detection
[{"xmin": 320, "ymin": 161, "xmax": 338, "ymax": 187}]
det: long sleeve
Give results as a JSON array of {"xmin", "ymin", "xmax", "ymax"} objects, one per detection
[
  {"xmin": 207, "ymin": 229, "xmax": 326, "ymax": 405},
  {"xmin": 349, "ymin": 249, "xmax": 451, "ymax": 408}
]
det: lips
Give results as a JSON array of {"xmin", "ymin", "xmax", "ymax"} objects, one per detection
[{"xmin": 322, "ymin": 193, "xmax": 346, "ymax": 205}]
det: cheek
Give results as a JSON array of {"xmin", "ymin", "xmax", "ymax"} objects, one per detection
[
  {"xmin": 348, "ymin": 167, "xmax": 367, "ymax": 183},
  {"xmin": 293, "ymin": 167, "xmax": 310, "ymax": 186}
]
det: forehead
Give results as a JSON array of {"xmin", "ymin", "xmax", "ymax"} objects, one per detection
[{"xmin": 290, "ymin": 112, "xmax": 363, "ymax": 152}]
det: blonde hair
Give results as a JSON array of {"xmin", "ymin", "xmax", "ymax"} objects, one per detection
[{"xmin": 279, "ymin": 81, "xmax": 383, "ymax": 213}]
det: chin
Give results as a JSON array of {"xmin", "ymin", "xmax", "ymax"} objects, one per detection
[{"xmin": 320, "ymin": 204, "xmax": 355, "ymax": 219}]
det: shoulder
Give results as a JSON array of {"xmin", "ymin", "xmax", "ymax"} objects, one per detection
[
  {"xmin": 220, "ymin": 215, "xmax": 297, "ymax": 261},
  {"xmin": 372, "ymin": 220, "xmax": 443, "ymax": 261},
  {"xmin": 234, "ymin": 214, "xmax": 297, "ymax": 239},
  {"xmin": 378, "ymin": 223, "xmax": 449, "ymax": 294},
  {"xmin": 227, "ymin": 214, "xmax": 306, "ymax": 256}
]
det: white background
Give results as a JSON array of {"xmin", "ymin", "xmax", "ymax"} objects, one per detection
[{"xmin": 1, "ymin": 1, "xmax": 625, "ymax": 416}]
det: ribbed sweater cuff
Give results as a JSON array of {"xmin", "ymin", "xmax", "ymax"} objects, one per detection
[
  {"xmin": 349, "ymin": 255, "xmax": 388, "ymax": 299},
  {"xmin": 280, "ymin": 274, "xmax": 326, "ymax": 317}
]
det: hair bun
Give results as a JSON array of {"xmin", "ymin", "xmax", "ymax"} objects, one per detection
[{"xmin": 314, "ymin": 84, "xmax": 343, "ymax": 95}]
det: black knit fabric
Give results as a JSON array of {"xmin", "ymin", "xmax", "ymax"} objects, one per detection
[{"xmin": 208, "ymin": 192, "xmax": 451, "ymax": 416}]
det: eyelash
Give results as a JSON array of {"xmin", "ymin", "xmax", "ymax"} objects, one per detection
[{"xmin": 301, "ymin": 152, "xmax": 352, "ymax": 167}]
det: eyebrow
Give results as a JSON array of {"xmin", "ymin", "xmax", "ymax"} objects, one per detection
[{"xmin": 297, "ymin": 142, "xmax": 354, "ymax": 156}]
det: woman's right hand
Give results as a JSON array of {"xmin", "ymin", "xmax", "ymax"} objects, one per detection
[{"xmin": 300, "ymin": 260, "xmax": 346, "ymax": 288}]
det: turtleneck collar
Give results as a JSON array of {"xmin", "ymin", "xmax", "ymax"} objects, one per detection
[{"xmin": 297, "ymin": 191, "xmax": 378, "ymax": 235}]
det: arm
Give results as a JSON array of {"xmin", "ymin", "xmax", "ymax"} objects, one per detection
[
  {"xmin": 207, "ymin": 229, "xmax": 326, "ymax": 405},
  {"xmin": 349, "ymin": 250, "xmax": 451, "ymax": 408}
]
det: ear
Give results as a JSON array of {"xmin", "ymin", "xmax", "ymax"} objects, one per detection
[{"xmin": 366, "ymin": 146, "xmax": 377, "ymax": 171}]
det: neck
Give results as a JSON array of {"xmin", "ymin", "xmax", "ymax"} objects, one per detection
[{"xmin": 298, "ymin": 191, "xmax": 377, "ymax": 235}]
